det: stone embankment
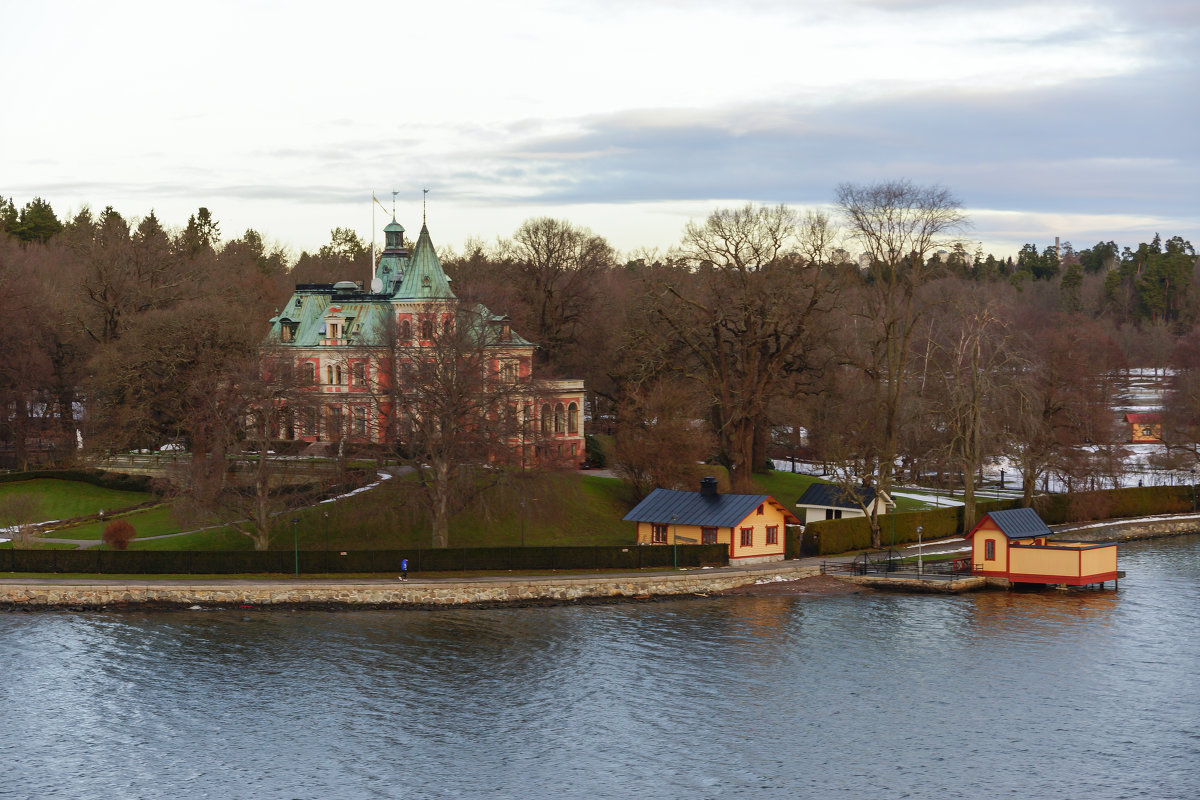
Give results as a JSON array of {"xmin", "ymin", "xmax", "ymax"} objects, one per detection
[
  {"xmin": 0, "ymin": 563, "xmax": 822, "ymax": 610},
  {"xmin": 1053, "ymin": 514, "xmax": 1200, "ymax": 542}
]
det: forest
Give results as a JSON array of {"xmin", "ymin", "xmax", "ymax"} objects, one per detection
[{"xmin": 1, "ymin": 182, "xmax": 1198, "ymax": 547}]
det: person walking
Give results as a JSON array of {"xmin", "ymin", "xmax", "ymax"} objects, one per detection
[{"xmin": 400, "ymin": 558, "xmax": 409, "ymax": 582}]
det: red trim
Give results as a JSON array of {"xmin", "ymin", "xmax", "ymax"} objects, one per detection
[{"xmin": 1007, "ymin": 571, "xmax": 1120, "ymax": 585}]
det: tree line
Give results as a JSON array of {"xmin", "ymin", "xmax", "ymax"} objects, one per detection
[{"xmin": 1, "ymin": 188, "xmax": 1197, "ymax": 550}]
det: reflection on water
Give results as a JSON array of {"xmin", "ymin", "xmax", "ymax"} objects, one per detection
[{"xmin": 3, "ymin": 536, "xmax": 1200, "ymax": 799}]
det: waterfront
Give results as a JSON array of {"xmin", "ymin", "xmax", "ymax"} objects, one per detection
[{"xmin": 3, "ymin": 535, "xmax": 1199, "ymax": 799}]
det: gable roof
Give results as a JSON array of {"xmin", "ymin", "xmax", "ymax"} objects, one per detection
[
  {"xmin": 623, "ymin": 488, "xmax": 799, "ymax": 528},
  {"xmin": 796, "ymin": 483, "xmax": 888, "ymax": 510},
  {"xmin": 1124, "ymin": 413, "xmax": 1161, "ymax": 424},
  {"xmin": 966, "ymin": 507, "xmax": 1051, "ymax": 541}
]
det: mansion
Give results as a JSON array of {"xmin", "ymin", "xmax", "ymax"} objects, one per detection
[{"xmin": 264, "ymin": 215, "xmax": 585, "ymax": 466}]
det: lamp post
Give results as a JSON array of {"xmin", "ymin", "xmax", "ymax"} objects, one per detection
[
  {"xmin": 917, "ymin": 526, "xmax": 924, "ymax": 577},
  {"xmin": 291, "ymin": 517, "xmax": 299, "ymax": 577},
  {"xmin": 672, "ymin": 514, "xmax": 678, "ymax": 570},
  {"xmin": 1191, "ymin": 469, "xmax": 1196, "ymax": 512}
]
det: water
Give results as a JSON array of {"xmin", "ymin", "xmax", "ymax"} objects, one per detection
[{"xmin": 3, "ymin": 537, "xmax": 1200, "ymax": 799}]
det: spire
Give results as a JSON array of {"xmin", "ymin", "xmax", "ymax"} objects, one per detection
[{"xmin": 391, "ymin": 222, "xmax": 455, "ymax": 300}]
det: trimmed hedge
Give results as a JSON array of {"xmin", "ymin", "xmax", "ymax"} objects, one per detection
[
  {"xmin": 801, "ymin": 484, "xmax": 1197, "ymax": 556},
  {"xmin": 0, "ymin": 543, "xmax": 729, "ymax": 575}
]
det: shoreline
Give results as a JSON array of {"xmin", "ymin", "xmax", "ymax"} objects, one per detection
[{"xmin": 3, "ymin": 514, "xmax": 1196, "ymax": 611}]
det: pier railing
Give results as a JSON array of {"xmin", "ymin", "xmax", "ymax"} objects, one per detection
[{"xmin": 823, "ymin": 552, "xmax": 973, "ymax": 580}]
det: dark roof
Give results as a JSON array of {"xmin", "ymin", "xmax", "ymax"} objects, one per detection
[
  {"xmin": 623, "ymin": 488, "xmax": 789, "ymax": 528},
  {"xmin": 981, "ymin": 508, "xmax": 1051, "ymax": 539},
  {"xmin": 796, "ymin": 483, "xmax": 882, "ymax": 510}
]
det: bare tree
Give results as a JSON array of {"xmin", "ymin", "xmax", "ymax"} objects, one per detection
[
  {"xmin": 646, "ymin": 204, "xmax": 839, "ymax": 491},
  {"xmin": 836, "ymin": 180, "xmax": 968, "ymax": 545},
  {"xmin": 612, "ymin": 380, "xmax": 715, "ymax": 499},
  {"xmin": 373, "ymin": 302, "xmax": 531, "ymax": 548}
]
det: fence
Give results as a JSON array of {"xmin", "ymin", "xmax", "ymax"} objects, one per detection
[{"xmin": 0, "ymin": 544, "xmax": 729, "ymax": 575}]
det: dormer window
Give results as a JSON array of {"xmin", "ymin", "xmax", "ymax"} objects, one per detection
[
  {"xmin": 281, "ymin": 321, "xmax": 298, "ymax": 343},
  {"xmin": 328, "ymin": 322, "xmax": 340, "ymax": 339},
  {"xmin": 294, "ymin": 297, "xmax": 302, "ymax": 307},
  {"xmin": 422, "ymin": 275, "xmax": 431, "ymax": 288}
]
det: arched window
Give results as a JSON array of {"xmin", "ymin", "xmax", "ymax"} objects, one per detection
[
  {"xmin": 541, "ymin": 404, "xmax": 552, "ymax": 434},
  {"xmin": 567, "ymin": 402, "xmax": 579, "ymax": 435},
  {"xmin": 303, "ymin": 362, "xmax": 315, "ymax": 384},
  {"xmin": 554, "ymin": 403, "xmax": 565, "ymax": 434},
  {"xmin": 326, "ymin": 365, "xmax": 334, "ymax": 385},
  {"xmin": 400, "ymin": 319, "xmax": 412, "ymax": 341},
  {"xmin": 420, "ymin": 319, "xmax": 434, "ymax": 340},
  {"xmin": 443, "ymin": 316, "xmax": 453, "ymax": 336}
]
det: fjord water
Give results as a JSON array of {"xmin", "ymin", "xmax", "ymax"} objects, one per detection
[{"xmin": 4, "ymin": 536, "xmax": 1199, "ymax": 800}]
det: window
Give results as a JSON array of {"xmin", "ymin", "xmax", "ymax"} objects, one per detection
[
  {"xmin": 328, "ymin": 322, "xmax": 340, "ymax": 339},
  {"xmin": 567, "ymin": 402, "xmax": 579, "ymax": 435},
  {"xmin": 652, "ymin": 524, "xmax": 668, "ymax": 543},
  {"xmin": 701, "ymin": 527, "xmax": 718, "ymax": 544},
  {"xmin": 501, "ymin": 360, "xmax": 518, "ymax": 383},
  {"xmin": 443, "ymin": 317, "xmax": 453, "ymax": 336},
  {"xmin": 766, "ymin": 526, "xmax": 778, "ymax": 545},
  {"xmin": 420, "ymin": 319, "xmax": 434, "ymax": 340},
  {"xmin": 303, "ymin": 362, "xmax": 316, "ymax": 385},
  {"xmin": 541, "ymin": 404, "xmax": 552, "ymax": 434},
  {"xmin": 352, "ymin": 362, "xmax": 366, "ymax": 387},
  {"xmin": 740, "ymin": 527, "xmax": 753, "ymax": 547},
  {"xmin": 554, "ymin": 403, "xmax": 565, "ymax": 434},
  {"xmin": 354, "ymin": 407, "xmax": 367, "ymax": 436},
  {"xmin": 328, "ymin": 406, "xmax": 343, "ymax": 438},
  {"xmin": 985, "ymin": 539, "xmax": 996, "ymax": 561},
  {"xmin": 400, "ymin": 319, "xmax": 412, "ymax": 341},
  {"xmin": 757, "ymin": 504, "xmax": 764, "ymax": 515}
]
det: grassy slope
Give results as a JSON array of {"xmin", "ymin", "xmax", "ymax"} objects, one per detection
[
  {"xmin": 9, "ymin": 469, "xmax": 937, "ymax": 553},
  {"xmin": 0, "ymin": 479, "xmax": 152, "ymax": 520}
]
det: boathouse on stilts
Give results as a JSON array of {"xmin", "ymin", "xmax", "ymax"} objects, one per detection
[{"xmin": 965, "ymin": 508, "xmax": 1122, "ymax": 589}]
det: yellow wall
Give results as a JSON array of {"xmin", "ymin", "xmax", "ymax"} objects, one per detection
[
  {"xmin": 971, "ymin": 520, "xmax": 1008, "ymax": 572},
  {"xmin": 1080, "ymin": 545, "xmax": 1118, "ymax": 575},
  {"xmin": 635, "ymin": 521, "xmax": 729, "ymax": 546},
  {"xmin": 1010, "ymin": 546, "xmax": 1077, "ymax": 577},
  {"xmin": 729, "ymin": 502, "xmax": 789, "ymax": 560}
]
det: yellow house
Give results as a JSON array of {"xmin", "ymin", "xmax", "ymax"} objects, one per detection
[
  {"xmin": 1123, "ymin": 413, "xmax": 1162, "ymax": 443},
  {"xmin": 623, "ymin": 477, "xmax": 800, "ymax": 565},
  {"xmin": 965, "ymin": 508, "xmax": 1119, "ymax": 587}
]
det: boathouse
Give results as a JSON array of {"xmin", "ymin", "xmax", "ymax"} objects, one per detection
[
  {"xmin": 623, "ymin": 477, "xmax": 799, "ymax": 565},
  {"xmin": 965, "ymin": 508, "xmax": 1119, "ymax": 587}
]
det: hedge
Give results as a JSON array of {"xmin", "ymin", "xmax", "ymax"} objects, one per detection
[
  {"xmin": 0, "ymin": 543, "xmax": 729, "ymax": 575},
  {"xmin": 799, "ymin": 484, "xmax": 1197, "ymax": 556}
]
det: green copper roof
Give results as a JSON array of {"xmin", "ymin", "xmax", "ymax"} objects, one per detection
[{"xmin": 391, "ymin": 224, "xmax": 455, "ymax": 300}]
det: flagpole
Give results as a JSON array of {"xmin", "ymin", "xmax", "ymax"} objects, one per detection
[{"xmin": 370, "ymin": 191, "xmax": 376, "ymax": 288}]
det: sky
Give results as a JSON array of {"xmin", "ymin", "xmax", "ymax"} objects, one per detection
[{"xmin": 3, "ymin": 0, "xmax": 1197, "ymax": 261}]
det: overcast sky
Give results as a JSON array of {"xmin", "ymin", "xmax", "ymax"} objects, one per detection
[{"xmin": 3, "ymin": 0, "xmax": 1197, "ymax": 260}]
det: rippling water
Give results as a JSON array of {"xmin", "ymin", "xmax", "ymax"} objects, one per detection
[{"xmin": 4, "ymin": 536, "xmax": 1200, "ymax": 799}]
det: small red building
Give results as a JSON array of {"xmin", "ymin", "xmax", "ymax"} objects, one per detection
[
  {"xmin": 964, "ymin": 508, "xmax": 1119, "ymax": 587},
  {"xmin": 1123, "ymin": 413, "xmax": 1162, "ymax": 443}
]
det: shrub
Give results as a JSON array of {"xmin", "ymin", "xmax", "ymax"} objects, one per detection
[
  {"xmin": 584, "ymin": 434, "xmax": 607, "ymax": 469},
  {"xmin": 102, "ymin": 519, "xmax": 137, "ymax": 551}
]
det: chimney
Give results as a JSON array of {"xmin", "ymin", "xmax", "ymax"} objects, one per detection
[{"xmin": 700, "ymin": 476, "xmax": 718, "ymax": 498}]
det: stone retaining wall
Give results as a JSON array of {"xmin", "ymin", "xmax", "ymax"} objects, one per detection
[
  {"xmin": 1054, "ymin": 515, "xmax": 1200, "ymax": 543},
  {"xmin": 0, "ymin": 563, "xmax": 823, "ymax": 610}
]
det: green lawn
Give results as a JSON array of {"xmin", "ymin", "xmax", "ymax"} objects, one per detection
[{"xmin": 0, "ymin": 479, "xmax": 152, "ymax": 521}]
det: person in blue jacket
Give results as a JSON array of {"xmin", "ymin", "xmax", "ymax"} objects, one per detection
[{"xmin": 400, "ymin": 558, "xmax": 409, "ymax": 581}]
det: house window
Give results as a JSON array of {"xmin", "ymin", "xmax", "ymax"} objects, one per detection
[
  {"xmin": 420, "ymin": 319, "xmax": 434, "ymax": 340},
  {"xmin": 757, "ymin": 504, "xmax": 764, "ymax": 515},
  {"xmin": 568, "ymin": 402, "xmax": 579, "ymax": 435},
  {"xmin": 554, "ymin": 403, "xmax": 565, "ymax": 434},
  {"xmin": 328, "ymin": 322, "xmax": 340, "ymax": 339},
  {"xmin": 651, "ymin": 524, "xmax": 668, "ymax": 544},
  {"xmin": 740, "ymin": 527, "xmax": 753, "ymax": 547},
  {"xmin": 541, "ymin": 404, "xmax": 552, "ymax": 434},
  {"xmin": 328, "ymin": 406, "xmax": 343, "ymax": 438},
  {"xmin": 351, "ymin": 362, "xmax": 365, "ymax": 387},
  {"xmin": 985, "ymin": 539, "xmax": 996, "ymax": 561},
  {"xmin": 501, "ymin": 360, "xmax": 518, "ymax": 383},
  {"xmin": 400, "ymin": 319, "xmax": 412, "ymax": 341},
  {"xmin": 766, "ymin": 526, "xmax": 778, "ymax": 545},
  {"xmin": 303, "ymin": 362, "xmax": 316, "ymax": 385},
  {"xmin": 701, "ymin": 527, "xmax": 717, "ymax": 544},
  {"xmin": 353, "ymin": 407, "xmax": 367, "ymax": 436}
]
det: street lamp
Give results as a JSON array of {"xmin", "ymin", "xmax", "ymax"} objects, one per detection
[
  {"xmin": 917, "ymin": 526, "xmax": 924, "ymax": 577},
  {"xmin": 672, "ymin": 514, "xmax": 678, "ymax": 570},
  {"xmin": 1191, "ymin": 469, "xmax": 1196, "ymax": 512},
  {"xmin": 291, "ymin": 517, "xmax": 299, "ymax": 577}
]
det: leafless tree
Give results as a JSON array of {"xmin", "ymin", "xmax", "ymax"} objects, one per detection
[
  {"xmin": 835, "ymin": 180, "xmax": 969, "ymax": 542},
  {"xmin": 646, "ymin": 204, "xmax": 839, "ymax": 492},
  {"xmin": 612, "ymin": 380, "xmax": 715, "ymax": 499}
]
